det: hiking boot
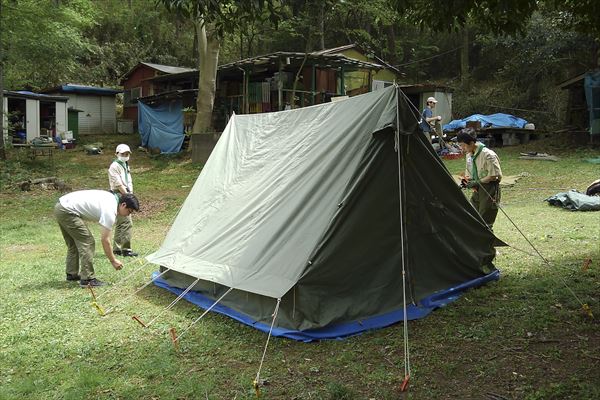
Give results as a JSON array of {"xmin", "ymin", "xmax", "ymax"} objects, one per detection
[
  {"xmin": 66, "ymin": 273, "xmax": 81, "ymax": 281},
  {"xmin": 121, "ymin": 249, "xmax": 138, "ymax": 257},
  {"xmin": 79, "ymin": 278, "xmax": 106, "ymax": 288}
]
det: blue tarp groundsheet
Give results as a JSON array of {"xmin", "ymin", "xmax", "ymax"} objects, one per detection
[
  {"xmin": 443, "ymin": 113, "xmax": 528, "ymax": 132},
  {"xmin": 152, "ymin": 270, "xmax": 500, "ymax": 342},
  {"xmin": 138, "ymin": 100, "xmax": 184, "ymax": 154}
]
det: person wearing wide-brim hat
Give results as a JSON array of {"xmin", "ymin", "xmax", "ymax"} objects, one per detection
[{"xmin": 107, "ymin": 144, "xmax": 138, "ymax": 257}]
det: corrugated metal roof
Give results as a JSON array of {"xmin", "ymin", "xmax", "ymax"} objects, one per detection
[
  {"xmin": 140, "ymin": 62, "xmax": 195, "ymax": 75},
  {"xmin": 218, "ymin": 51, "xmax": 382, "ymax": 71},
  {"xmin": 3, "ymin": 90, "xmax": 68, "ymax": 102},
  {"xmin": 42, "ymin": 84, "xmax": 121, "ymax": 96}
]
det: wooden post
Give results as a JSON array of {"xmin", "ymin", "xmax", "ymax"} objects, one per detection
[
  {"xmin": 311, "ymin": 64, "xmax": 316, "ymax": 105},
  {"xmin": 278, "ymin": 60, "xmax": 283, "ymax": 111}
]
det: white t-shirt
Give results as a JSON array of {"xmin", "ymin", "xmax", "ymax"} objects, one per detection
[{"xmin": 59, "ymin": 190, "xmax": 119, "ymax": 230}]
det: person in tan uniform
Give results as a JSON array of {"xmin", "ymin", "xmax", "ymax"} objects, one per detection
[
  {"xmin": 108, "ymin": 144, "xmax": 137, "ymax": 256},
  {"xmin": 457, "ymin": 131, "xmax": 503, "ymax": 230}
]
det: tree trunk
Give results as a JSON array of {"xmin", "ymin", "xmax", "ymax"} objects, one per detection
[
  {"xmin": 0, "ymin": 0, "xmax": 6, "ymax": 161},
  {"xmin": 193, "ymin": 19, "xmax": 220, "ymax": 134},
  {"xmin": 385, "ymin": 25, "xmax": 396, "ymax": 65},
  {"xmin": 318, "ymin": 3, "xmax": 325, "ymax": 50},
  {"xmin": 460, "ymin": 27, "xmax": 470, "ymax": 88}
]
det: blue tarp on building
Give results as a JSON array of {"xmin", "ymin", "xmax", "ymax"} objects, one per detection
[
  {"xmin": 138, "ymin": 100, "xmax": 184, "ymax": 153},
  {"xmin": 443, "ymin": 113, "xmax": 528, "ymax": 132}
]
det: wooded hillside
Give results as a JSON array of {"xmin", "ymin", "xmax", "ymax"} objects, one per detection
[{"xmin": 1, "ymin": 0, "xmax": 598, "ymax": 130}]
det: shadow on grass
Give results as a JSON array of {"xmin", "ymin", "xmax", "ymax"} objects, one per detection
[{"xmin": 15, "ymin": 277, "xmax": 83, "ymax": 292}]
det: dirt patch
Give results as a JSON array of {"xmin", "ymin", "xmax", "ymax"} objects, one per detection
[{"xmin": 136, "ymin": 198, "xmax": 167, "ymax": 218}]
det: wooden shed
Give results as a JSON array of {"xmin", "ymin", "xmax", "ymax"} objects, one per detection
[
  {"xmin": 119, "ymin": 62, "xmax": 195, "ymax": 128},
  {"xmin": 42, "ymin": 84, "xmax": 122, "ymax": 135},
  {"xmin": 2, "ymin": 90, "xmax": 68, "ymax": 142}
]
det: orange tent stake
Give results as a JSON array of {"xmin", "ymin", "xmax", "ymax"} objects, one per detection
[
  {"xmin": 169, "ymin": 327, "xmax": 179, "ymax": 350},
  {"xmin": 132, "ymin": 315, "xmax": 148, "ymax": 327},
  {"xmin": 400, "ymin": 375, "xmax": 410, "ymax": 392}
]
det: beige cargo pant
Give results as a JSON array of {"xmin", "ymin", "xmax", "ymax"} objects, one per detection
[
  {"xmin": 54, "ymin": 202, "xmax": 96, "ymax": 280},
  {"xmin": 112, "ymin": 214, "xmax": 133, "ymax": 252}
]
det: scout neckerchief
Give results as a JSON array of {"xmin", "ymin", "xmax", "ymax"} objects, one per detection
[
  {"xmin": 470, "ymin": 143, "xmax": 485, "ymax": 182},
  {"xmin": 114, "ymin": 159, "xmax": 130, "ymax": 189}
]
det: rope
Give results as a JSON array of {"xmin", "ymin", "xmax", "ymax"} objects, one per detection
[
  {"xmin": 393, "ymin": 46, "xmax": 463, "ymax": 68},
  {"xmin": 145, "ymin": 277, "xmax": 201, "ymax": 327},
  {"xmin": 96, "ymin": 258, "xmax": 151, "ymax": 300},
  {"xmin": 397, "ymin": 87, "xmax": 424, "ymax": 127},
  {"xmin": 395, "ymin": 88, "xmax": 412, "ymax": 386},
  {"xmin": 175, "ymin": 287, "xmax": 234, "ymax": 341},
  {"xmin": 475, "ymin": 184, "xmax": 589, "ymax": 309},
  {"xmin": 103, "ymin": 268, "xmax": 172, "ymax": 315},
  {"xmin": 254, "ymin": 298, "xmax": 281, "ymax": 395},
  {"xmin": 99, "ymin": 190, "xmax": 187, "ymax": 301}
]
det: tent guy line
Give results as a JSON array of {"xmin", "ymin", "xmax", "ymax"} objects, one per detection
[
  {"xmin": 174, "ymin": 287, "xmax": 234, "ymax": 342},
  {"xmin": 254, "ymin": 298, "xmax": 281, "ymax": 397},
  {"xmin": 145, "ymin": 277, "xmax": 201, "ymax": 328},
  {"xmin": 102, "ymin": 267, "xmax": 172, "ymax": 315},
  {"xmin": 476, "ymin": 183, "xmax": 591, "ymax": 317}
]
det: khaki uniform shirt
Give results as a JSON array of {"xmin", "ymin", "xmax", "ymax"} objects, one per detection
[
  {"xmin": 108, "ymin": 160, "xmax": 133, "ymax": 193},
  {"xmin": 465, "ymin": 143, "xmax": 502, "ymax": 182}
]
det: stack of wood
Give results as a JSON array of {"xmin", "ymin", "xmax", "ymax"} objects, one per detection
[{"xmin": 16, "ymin": 177, "xmax": 71, "ymax": 192}]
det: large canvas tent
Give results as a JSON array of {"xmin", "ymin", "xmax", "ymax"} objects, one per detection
[{"xmin": 147, "ymin": 86, "xmax": 499, "ymax": 341}]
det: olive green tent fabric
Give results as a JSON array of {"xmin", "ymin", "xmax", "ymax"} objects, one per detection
[{"xmin": 147, "ymin": 86, "xmax": 497, "ymax": 331}]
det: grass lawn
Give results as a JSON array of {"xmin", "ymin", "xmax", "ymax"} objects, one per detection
[{"xmin": 0, "ymin": 134, "xmax": 598, "ymax": 399}]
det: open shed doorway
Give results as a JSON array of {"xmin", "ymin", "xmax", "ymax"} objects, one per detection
[
  {"xmin": 7, "ymin": 98, "xmax": 26, "ymax": 143},
  {"xmin": 40, "ymin": 101, "xmax": 57, "ymax": 137}
]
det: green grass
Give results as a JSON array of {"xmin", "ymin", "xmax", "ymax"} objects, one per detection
[{"xmin": 0, "ymin": 134, "xmax": 598, "ymax": 399}]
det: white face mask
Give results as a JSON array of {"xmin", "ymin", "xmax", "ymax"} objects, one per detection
[{"xmin": 117, "ymin": 155, "xmax": 130, "ymax": 162}]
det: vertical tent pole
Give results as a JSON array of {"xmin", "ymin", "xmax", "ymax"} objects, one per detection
[{"xmin": 395, "ymin": 86, "xmax": 411, "ymax": 391}]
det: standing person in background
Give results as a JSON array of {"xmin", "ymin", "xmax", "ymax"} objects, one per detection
[
  {"xmin": 54, "ymin": 190, "xmax": 140, "ymax": 287},
  {"xmin": 457, "ymin": 131, "xmax": 503, "ymax": 230},
  {"xmin": 419, "ymin": 96, "xmax": 442, "ymax": 143},
  {"xmin": 108, "ymin": 144, "xmax": 138, "ymax": 257}
]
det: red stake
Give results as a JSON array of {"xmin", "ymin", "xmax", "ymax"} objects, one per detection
[
  {"xmin": 400, "ymin": 375, "xmax": 410, "ymax": 392},
  {"xmin": 131, "ymin": 315, "xmax": 147, "ymax": 327}
]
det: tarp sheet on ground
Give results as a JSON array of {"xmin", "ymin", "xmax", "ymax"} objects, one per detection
[
  {"xmin": 545, "ymin": 190, "xmax": 600, "ymax": 211},
  {"xmin": 147, "ymin": 86, "xmax": 501, "ymax": 341},
  {"xmin": 138, "ymin": 100, "xmax": 184, "ymax": 153},
  {"xmin": 584, "ymin": 70, "xmax": 600, "ymax": 136},
  {"xmin": 443, "ymin": 113, "xmax": 528, "ymax": 132}
]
